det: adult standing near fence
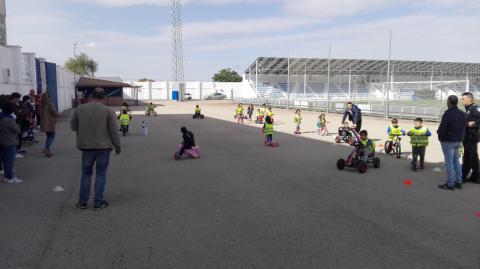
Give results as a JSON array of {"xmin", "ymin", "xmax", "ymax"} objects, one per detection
[
  {"xmin": 40, "ymin": 92, "xmax": 58, "ymax": 158},
  {"xmin": 70, "ymin": 88, "xmax": 121, "ymax": 210},
  {"xmin": 461, "ymin": 92, "xmax": 480, "ymax": 184},
  {"xmin": 342, "ymin": 102, "xmax": 362, "ymax": 132},
  {"xmin": 437, "ymin": 95, "xmax": 466, "ymax": 190}
]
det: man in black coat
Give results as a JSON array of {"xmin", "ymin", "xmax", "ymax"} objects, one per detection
[
  {"xmin": 437, "ymin": 95, "xmax": 466, "ymax": 190},
  {"xmin": 342, "ymin": 102, "xmax": 362, "ymax": 132},
  {"xmin": 461, "ymin": 92, "xmax": 480, "ymax": 183}
]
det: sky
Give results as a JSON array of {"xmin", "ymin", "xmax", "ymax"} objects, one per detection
[{"xmin": 4, "ymin": 0, "xmax": 480, "ymax": 81}]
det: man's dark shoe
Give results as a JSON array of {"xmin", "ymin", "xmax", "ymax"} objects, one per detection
[
  {"xmin": 438, "ymin": 183, "xmax": 455, "ymax": 191},
  {"xmin": 76, "ymin": 202, "xmax": 87, "ymax": 209},
  {"xmin": 94, "ymin": 201, "xmax": 109, "ymax": 209},
  {"xmin": 455, "ymin": 183, "xmax": 462, "ymax": 189},
  {"xmin": 466, "ymin": 176, "xmax": 480, "ymax": 184}
]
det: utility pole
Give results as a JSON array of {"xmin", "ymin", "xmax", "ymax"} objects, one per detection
[
  {"xmin": 386, "ymin": 30, "xmax": 392, "ymax": 118},
  {"xmin": 171, "ymin": 0, "xmax": 184, "ymax": 83},
  {"xmin": 326, "ymin": 44, "xmax": 331, "ymax": 113}
]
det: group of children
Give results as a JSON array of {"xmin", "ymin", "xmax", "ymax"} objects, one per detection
[
  {"xmin": 385, "ymin": 117, "xmax": 432, "ymax": 170},
  {"xmin": 252, "ymin": 103, "xmax": 434, "ymax": 171},
  {"xmin": 120, "ymin": 101, "xmax": 435, "ymax": 169}
]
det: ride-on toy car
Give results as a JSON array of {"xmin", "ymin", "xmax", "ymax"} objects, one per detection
[
  {"xmin": 336, "ymin": 129, "xmax": 380, "ymax": 173},
  {"xmin": 193, "ymin": 113, "xmax": 205, "ymax": 119},
  {"xmin": 174, "ymin": 144, "xmax": 200, "ymax": 160},
  {"xmin": 335, "ymin": 125, "xmax": 353, "ymax": 144}
]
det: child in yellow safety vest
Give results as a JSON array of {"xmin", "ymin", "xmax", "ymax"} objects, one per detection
[
  {"xmin": 263, "ymin": 116, "xmax": 275, "ymax": 146},
  {"xmin": 256, "ymin": 109, "xmax": 263, "ymax": 124},
  {"xmin": 407, "ymin": 117, "xmax": 432, "ymax": 170},
  {"xmin": 359, "ymin": 130, "xmax": 376, "ymax": 161},
  {"xmin": 385, "ymin": 118, "xmax": 406, "ymax": 153},
  {"xmin": 236, "ymin": 104, "xmax": 244, "ymax": 124},
  {"xmin": 266, "ymin": 107, "xmax": 274, "ymax": 123},
  {"xmin": 195, "ymin": 105, "xmax": 201, "ymax": 116},
  {"xmin": 118, "ymin": 110, "xmax": 132, "ymax": 132},
  {"xmin": 294, "ymin": 109, "xmax": 302, "ymax": 134},
  {"xmin": 316, "ymin": 113, "xmax": 329, "ymax": 135}
]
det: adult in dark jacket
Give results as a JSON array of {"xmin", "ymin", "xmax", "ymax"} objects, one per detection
[
  {"xmin": 0, "ymin": 102, "xmax": 22, "ymax": 183},
  {"xmin": 342, "ymin": 102, "xmax": 362, "ymax": 132},
  {"xmin": 10, "ymin": 92, "xmax": 26, "ymax": 155},
  {"xmin": 437, "ymin": 95, "xmax": 466, "ymax": 190},
  {"xmin": 461, "ymin": 92, "xmax": 480, "ymax": 183}
]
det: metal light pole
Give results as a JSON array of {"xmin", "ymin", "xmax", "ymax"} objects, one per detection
[
  {"xmin": 326, "ymin": 44, "xmax": 331, "ymax": 113},
  {"xmin": 386, "ymin": 30, "xmax": 392, "ymax": 118},
  {"xmin": 287, "ymin": 57, "xmax": 290, "ymax": 109},
  {"xmin": 171, "ymin": 0, "xmax": 184, "ymax": 83},
  {"xmin": 304, "ymin": 63, "xmax": 307, "ymax": 98}
]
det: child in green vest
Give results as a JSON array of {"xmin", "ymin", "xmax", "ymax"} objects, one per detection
[
  {"xmin": 359, "ymin": 130, "xmax": 376, "ymax": 161},
  {"xmin": 294, "ymin": 109, "xmax": 302, "ymax": 134},
  {"xmin": 263, "ymin": 116, "xmax": 275, "ymax": 146},
  {"xmin": 385, "ymin": 118, "xmax": 406, "ymax": 153},
  {"xmin": 407, "ymin": 117, "xmax": 432, "ymax": 170},
  {"xmin": 118, "ymin": 110, "xmax": 132, "ymax": 134}
]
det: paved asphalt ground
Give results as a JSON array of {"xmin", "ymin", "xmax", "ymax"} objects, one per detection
[{"xmin": 1, "ymin": 109, "xmax": 480, "ymax": 269}]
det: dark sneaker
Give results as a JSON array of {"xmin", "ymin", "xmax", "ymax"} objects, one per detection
[
  {"xmin": 455, "ymin": 183, "xmax": 462, "ymax": 189},
  {"xmin": 466, "ymin": 176, "xmax": 480, "ymax": 184},
  {"xmin": 76, "ymin": 202, "xmax": 87, "ymax": 209},
  {"xmin": 438, "ymin": 183, "xmax": 455, "ymax": 191},
  {"xmin": 94, "ymin": 201, "xmax": 109, "ymax": 209}
]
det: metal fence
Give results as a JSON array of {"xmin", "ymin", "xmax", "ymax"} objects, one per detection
[{"xmin": 234, "ymin": 96, "xmax": 476, "ymax": 122}]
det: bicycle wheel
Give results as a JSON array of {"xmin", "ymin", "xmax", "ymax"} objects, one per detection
[{"xmin": 395, "ymin": 143, "xmax": 401, "ymax": 159}]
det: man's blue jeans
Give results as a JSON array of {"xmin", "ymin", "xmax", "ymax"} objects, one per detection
[
  {"xmin": 0, "ymin": 145, "xmax": 17, "ymax": 180},
  {"xmin": 79, "ymin": 150, "xmax": 111, "ymax": 205},
  {"xmin": 441, "ymin": 142, "xmax": 462, "ymax": 187}
]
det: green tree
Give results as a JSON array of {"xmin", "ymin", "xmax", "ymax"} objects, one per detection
[
  {"xmin": 65, "ymin": 53, "xmax": 99, "ymax": 77},
  {"xmin": 212, "ymin": 68, "xmax": 242, "ymax": 82},
  {"xmin": 138, "ymin": 78, "xmax": 156, "ymax": 82}
]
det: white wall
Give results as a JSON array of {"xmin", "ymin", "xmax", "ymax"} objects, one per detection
[
  {"xmin": 123, "ymin": 80, "xmax": 248, "ymax": 101},
  {"xmin": 0, "ymin": 45, "xmax": 35, "ymax": 96},
  {"xmin": 56, "ymin": 66, "xmax": 75, "ymax": 112}
]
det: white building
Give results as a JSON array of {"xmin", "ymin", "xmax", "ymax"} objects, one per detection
[
  {"xmin": 122, "ymin": 80, "xmax": 256, "ymax": 101},
  {"xmin": 0, "ymin": 0, "xmax": 75, "ymax": 111}
]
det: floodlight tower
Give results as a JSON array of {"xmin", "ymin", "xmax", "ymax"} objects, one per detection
[
  {"xmin": 0, "ymin": 0, "xmax": 7, "ymax": 46},
  {"xmin": 171, "ymin": 0, "xmax": 184, "ymax": 82}
]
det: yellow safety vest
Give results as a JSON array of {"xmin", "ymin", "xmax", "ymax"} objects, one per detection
[
  {"xmin": 119, "ymin": 114, "xmax": 130, "ymax": 126},
  {"xmin": 294, "ymin": 114, "xmax": 302, "ymax": 125},
  {"xmin": 388, "ymin": 125, "xmax": 403, "ymax": 141},
  {"xmin": 409, "ymin": 127, "xmax": 429, "ymax": 147},
  {"xmin": 236, "ymin": 107, "xmax": 243, "ymax": 115},
  {"xmin": 264, "ymin": 122, "xmax": 274, "ymax": 135},
  {"xmin": 361, "ymin": 139, "xmax": 376, "ymax": 152},
  {"xmin": 195, "ymin": 107, "xmax": 201, "ymax": 113}
]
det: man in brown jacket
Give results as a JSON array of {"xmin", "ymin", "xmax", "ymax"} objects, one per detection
[{"xmin": 70, "ymin": 88, "xmax": 121, "ymax": 209}]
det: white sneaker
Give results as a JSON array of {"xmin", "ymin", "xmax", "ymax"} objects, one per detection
[
  {"xmin": 0, "ymin": 170, "xmax": 4, "ymax": 175},
  {"xmin": 15, "ymin": 153, "xmax": 24, "ymax": 159},
  {"xmin": 6, "ymin": 177, "xmax": 23, "ymax": 184}
]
